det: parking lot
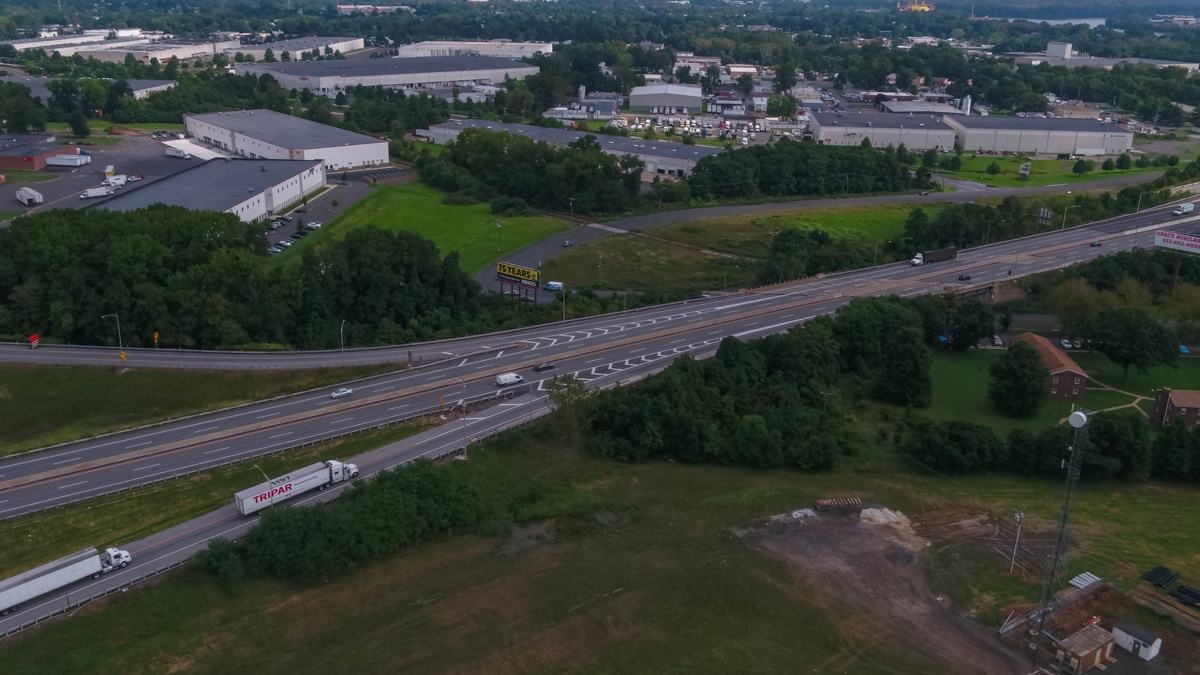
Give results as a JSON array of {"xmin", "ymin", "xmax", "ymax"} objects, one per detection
[{"xmin": 1, "ymin": 134, "xmax": 199, "ymax": 219}]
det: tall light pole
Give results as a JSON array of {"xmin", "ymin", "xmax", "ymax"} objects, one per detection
[
  {"xmin": 561, "ymin": 288, "xmax": 567, "ymax": 322},
  {"xmin": 985, "ymin": 219, "xmax": 1005, "ymax": 246},
  {"xmin": 339, "ymin": 319, "xmax": 346, "ymax": 359},
  {"xmin": 1009, "ymin": 511, "xmax": 1024, "ymax": 573},
  {"xmin": 1136, "ymin": 191, "xmax": 1146, "ymax": 213},
  {"xmin": 460, "ymin": 376, "xmax": 467, "ymax": 452},
  {"xmin": 873, "ymin": 240, "xmax": 891, "ymax": 265},
  {"xmin": 101, "ymin": 313, "xmax": 122, "ymax": 349},
  {"xmin": 496, "ymin": 221, "xmax": 503, "ymax": 252},
  {"xmin": 1060, "ymin": 204, "xmax": 1079, "ymax": 230},
  {"xmin": 253, "ymin": 464, "xmax": 275, "ymax": 509}
]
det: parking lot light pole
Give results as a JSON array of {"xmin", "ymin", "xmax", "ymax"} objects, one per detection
[{"xmin": 101, "ymin": 313, "xmax": 122, "ymax": 349}]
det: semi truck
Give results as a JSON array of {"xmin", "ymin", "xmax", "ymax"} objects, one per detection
[
  {"xmin": 0, "ymin": 547, "xmax": 132, "ymax": 616},
  {"xmin": 80, "ymin": 187, "xmax": 114, "ymax": 200},
  {"xmin": 233, "ymin": 460, "xmax": 359, "ymax": 516},
  {"xmin": 165, "ymin": 147, "xmax": 191, "ymax": 159},
  {"xmin": 15, "ymin": 187, "xmax": 43, "ymax": 206},
  {"xmin": 910, "ymin": 246, "xmax": 959, "ymax": 266}
]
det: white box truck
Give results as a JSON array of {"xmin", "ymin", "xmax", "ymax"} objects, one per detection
[
  {"xmin": 233, "ymin": 460, "xmax": 359, "ymax": 516},
  {"xmin": 80, "ymin": 187, "xmax": 114, "ymax": 199},
  {"xmin": 106, "ymin": 174, "xmax": 127, "ymax": 188},
  {"xmin": 0, "ymin": 547, "xmax": 131, "ymax": 616},
  {"xmin": 15, "ymin": 187, "xmax": 43, "ymax": 206},
  {"xmin": 1173, "ymin": 203, "xmax": 1194, "ymax": 216},
  {"xmin": 165, "ymin": 147, "xmax": 191, "ymax": 159}
]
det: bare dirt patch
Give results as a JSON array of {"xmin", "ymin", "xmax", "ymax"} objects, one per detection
[{"xmin": 743, "ymin": 507, "xmax": 1029, "ymax": 675}]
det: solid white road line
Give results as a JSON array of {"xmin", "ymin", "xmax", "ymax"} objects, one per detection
[
  {"xmin": 132, "ymin": 463, "xmax": 161, "ymax": 472},
  {"xmin": 268, "ymin": 432, "xmax": 292, "ymax": 439},
  {"xmin": 126, "ymin": 441, "xmax": 152, "ymax": 449},
  {"xmin": 191, "ymin": 426, "xmax": 219, "ymax": 434},
  {"xmin": 203, "ymin": 446, "xmax": 231, "ymax": 455},
  {"xmin": 257, "ymin": 412, "xmax": 279, "ymax": 419},
  {"xmin": 57, "ymin": 481, "xmax": 87, "ymax": 490}
]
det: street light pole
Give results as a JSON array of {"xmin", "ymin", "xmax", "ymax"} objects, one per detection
[
  {"xmin": 339, "ymin": 319, "xmax": 346, "ymax": 358},
  {"xmin": 253, "ymin": 464, "xmax": 275, "ymax": 509},
  {"xmin": 1136, "ymin": 192, "xmax": 1145, "ymax": 213},
  {"xmin": 562, "ymin": 289, "xmax": 567, "ymax": 322},
  {"xmin": 1061, "ymin": 204, "xmax": 1079, "ymax": 230},
  {"xmin": 497, "ymin": 222, "xmax": 502, "ymax": 252},
  {"xmin": 101, "ymin": 313, "xmax": 122, "ymax": 349},
  {"xmin": 1009, "ymin": 511, "xmax": 1024, "ymax": 573},
  {"xmin": 460, "ymin": 377, "xmax": 467, "ymax": 453}
]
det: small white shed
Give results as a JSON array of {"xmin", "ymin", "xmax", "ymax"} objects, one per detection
[{"xmin": 1112, "ymin": 622, "xmax": 1161, "ymax": 661}]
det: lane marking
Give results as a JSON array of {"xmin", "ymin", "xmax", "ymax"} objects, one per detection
[
  {"xmin": 388, "ymin": 404, "xmax": 409, "ymax": 411},
  {"xmin": 372, "ymin": 386, "xmax": 394, "ymax": 393},
  {"xmin": 132, "ymin": 463, "xmax": 161, "ymax": 472},
  {"xmin": 52, "ymin": 458, "xmax": 77, "ymax": 466},
  {"xmin": 126, "ymin": 441, "xmax": 152, "ymax": 449},
  {"xmin": 203, "ymin": 446, "xmax": 230, "ymax": 455},
  {"xmin": 268, "ymin": 432, "xmax": 293, "ymax": 439},
  {"xmin": 57, "ymin": 481, "xmax": 87, "ymax": 490},
  {"xmin": 257, "ymin": 412, "xmax": 279, "ymax": 419},
  {"xmin": 191, "ymin": 426, "xmax": 219, "ymax": 434},
  {"xmin": 586, "ymin": 357, "xmax": 604, "ymax": 363},
  {"xmin": 329, "ymin": 418, "xmax": 354, "ymax": 424}
]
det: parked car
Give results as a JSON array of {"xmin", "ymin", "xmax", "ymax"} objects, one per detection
[
  {"xmin": 293, "ymin": 208, "xmax": 307, "ymax": 213},
  {"xmin": 305, "ymin": 221, "xmax": 322, "ymax": 230},
  {"xmin": 562, "ymin": 240, "xmax": 574, "ymax": 247},
  {"xmin": 129, "ymin": 175, "xmax": 144, "ymax": 181},
  {"xmin": 329, "ymin": 387, "xmax": 353, "ymax": 399},
  {"xmin": 920, "ymin": 191, "xmax": 930, "ymax": 196},
  {"xmin": 290, "ymin": 232, "xmax": 306, "ymax": 240},
  {"xmin": 277, "ymin": 239, "xmax": 292, "ymax": 248},
  {"xmin": 270, "ymin": 221, "xmax": 283, "ymax": 230},
  {"xmin": 533, "ymin": 362, "xmax": 556, "ymax": 372},
  {"xmin": 1072, "ymin": 340, "xmax": 1083, "ymax": 349},
  {"xmin": 267, "ymin": 245, "xmax": 282, "ymax": 254},
  {"xmin": 277, "ymin": 215, "xmax": 292, "ymax": 222},
  {"xmin": 993, "ymin": 335, "xmax": 1003, "ymax": 347},
  {"xmin": 1060, "ymin": 339, "xmax": 1073, "ymax": 349}
]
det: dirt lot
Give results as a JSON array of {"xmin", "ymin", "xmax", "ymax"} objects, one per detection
[{"xmin": 742, "ymin": 506, "xmax": 1030, "ymax": 675}]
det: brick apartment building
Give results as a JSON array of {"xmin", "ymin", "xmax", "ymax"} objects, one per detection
[
  {"xmin": 1012, "ymin": 332, "xmax": 1089, "ymax": 401},
  {"xmin": 1152, "ymin": 388, "xmax": 1200, "ymax": 428}
]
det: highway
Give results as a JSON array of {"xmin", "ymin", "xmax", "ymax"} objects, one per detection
[
  {"xmin": 0, "ymin": 201, "xmax": 1193, "ymax": 638},
  {"xmin": 0, "ymin": 202, "xmax": 1193, "ymax": 523}
]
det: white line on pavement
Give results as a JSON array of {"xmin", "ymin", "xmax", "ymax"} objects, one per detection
[
  {"xmin": 57, "ymin": 481, "xmax": 87, "ymax": 490},
  {"xmin": 203, "ymin": 446, "xmax": 231, "ymax": 455},
  {"xmin": 132, "ymin": 464, "xmax": 161, "ymax": 472},
  {"xmin": 268, "ymin": 432, "xmax": 293, "ymax": 439},
  {"xmin": 126, "ymin": 441, "xmax": 152, "ymax": 449},
  {"xmin": 191, "ymin": 426, "xmax": 219, "ymax": 434}
]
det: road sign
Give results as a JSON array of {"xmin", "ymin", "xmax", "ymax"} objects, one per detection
[
  {"xmin": 497, "ymin": 261, "xmax": 540, "ymax": 289},
  {"xmin": 1037, "ymin": 207, "xmax": 1053, "ymax": 226},
  {"xmin": 439, "ymin": 396, "xmax": 445, "ymax": 405},
  {"xmin": 1019, "ymin": 162, "xmax": 1031, "ymax": 180},
  {"xmin": 153, "ymin": 331, "xmax": 159, "ymax": 346},
  {"xmin": 120, "ymin": 351, "xmax": 126, "ymax": 362},
  {"xmin": 1156, "ymin": 230, "xmax": 1200, "ymax": 254},
  {"xmin": 29, "ymin": 333, "xmax": 38, "ymax": 349}
]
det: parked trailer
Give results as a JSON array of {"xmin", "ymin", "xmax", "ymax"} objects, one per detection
[
  {"xmin": 46, "ymin": 153, "xmax": 91, "ymax": 167},
  {"xmin": 234, "ymin": 460, "xmax": 359, "ymax": 516},
  {"xmin": 104, "ymin": 164, "xmax": 114, "ymax": 178},
  {"xmin": 106, "ymin": 174, "xmax": 127, "ymax": 188},
  {"xmin": 80, "ymin": 187, "xmax": 114, "ymax": 199},
  {"xmin": 910, "ymin": 246, "xmax": 959, "ymax": 266},
  {"xmin": 15, "ymin": 187, "xmax": 43, "ymax": 206},
  {"xmin": 0, "ymin": 547, "xmax": 131, "ymax": 616},
  {"xmin": 165, "ymin": 146, "xmax": 191, "ymax": 159}
]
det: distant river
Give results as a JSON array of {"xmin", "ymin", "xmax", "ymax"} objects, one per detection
[{"xmin": 1003, "ymin": 17, "xmax": 1108, "ymax": 27}]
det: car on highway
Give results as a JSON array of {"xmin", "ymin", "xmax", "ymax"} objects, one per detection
[
  {"xmin": 1060, "ymin": 339, "xmax": 1073, "ymax": 349},
  {"xmin": 1090, "ymin": 241, "xmax": 1102, "ymax": 247},
  {"xmin": 533, "ymin": 362, "xmax": 555, "ymax": 372},
  {"xmin": 329, "ymin": 387, "xmax": 353, "ymax": 399},
  {"xmin": 562, "ymin": 240, "xmax": 574, "ymax": 247},
  {"xmin": 920, "ymin": 191, "xmax": 930, "ymax": 196},
  {"xmin": 496, "ymin": 372, "xmax": 525, "ymax": 386},
  {"xmin": 957, "ymin": 274, "xmax": 972, "ymax": 281},
  {"xmin": 129, "ymin": 175, "xmax": 144, "ymax": 181}
]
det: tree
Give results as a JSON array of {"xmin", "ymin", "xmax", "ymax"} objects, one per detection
[
  {"xmin": 948, "ymin": 301, "xmax": 993, "ymax": 351},
  {"xmin": 1116, "ymin": 153, "xmax": 1132, "ymax": 170},
  {"xmin": 1085, "ymin": 307, "xmax": 1177, "ymax": 380},
  {"xmin": 988, "ymin": 342, "xmax": 1050, "ymax": 418},
  {"xmin": 545, "ymin": 374, "xmax": 591, "ymax": 411},
  {"xmin": 774, "ymin": 63, "xmax": 797, "ymax": 94},
  {"xmin": 986, "ymin": 161, "xmax": 1001, "ymax": 175},
  {"xmin": 335, "ymin": 91, "xmax": 346, "ymax": 105},
  {"xmin": 1084, "ymin": 410, "xmax": 1153, "ymax": 479},
  {"xmin": 263, "ymin": 48, "xmax": 276, "ymax": 63},
  {"xmin": 1102, "ymin": 158, "xmax": 1116, "ymax": 171},
  {"xmin": 1135, "ymin": 155, "xmax": 1151, "ymax": 168},
  {"xmin": 921, "ymin": 148, "xmax": 938, "ymax": 168},
  {"xmin": 68, "ymin": 110, "xmax": 89, "ymax": 137},
  {"xmin": 876, "ymin": 326, "xmax": 932, "ymax": 407},
  {"xmin": 766, "ymin": 94, "xmax": 797, "ymax": 118},
  {"xmin": 736, "ymin": 74, "xmax": 755, "ymax": 97},
  {"xmin": 1072, "ymin": 159, "xmax": 1093, "ymax": 175},
  {"xmin": 1047, "ymin": 278, "xmax": 1114, "ymax": 337},
  {"xmin": 1153, "ymin": 418, "xmax": 1197, "ymax": 480}
]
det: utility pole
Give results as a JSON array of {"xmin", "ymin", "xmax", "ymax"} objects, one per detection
[
  {"xmin": 597, "ymin": 253, "xmax": 603, "ymax": 285},
  {"xmin": 1009, "ymin": 511, "xmax": 1024, "ymax": 573},
  {"xmin": 568, "ymin": 197, "xmax": 575, "ymax": 221},
  {"xmin": 460, "ymin": 377, "xmax": 467, "ymax": 453},
  {"xmin": 339, "ymin": 319, "xmax": 346, "ymax": 360},
  {"xmin": 102, "ymin": 313, "xmax": 122, "ymax": 349},
  {"xmin": 1061, "ymin": 204, "xmax": 1079, "ymax": 230},
  {"xmin": 562, "ymin": 288, "xmax": 567, "ymax": 322}
]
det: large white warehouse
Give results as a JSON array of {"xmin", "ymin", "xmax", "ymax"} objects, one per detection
[
  {"xmin": 185, "ymin": 109, "xmax": 388, "ymax": 170},
  {"xmin": 395, "ymin": 40, "xmax": 552, "ymax": 58},
  {"xmin": 627, "ymin": 83, "xmax": 703, "ymax": 114},
  {"xmin": 943, "ymin": 116, "xmax": 1134, "ymax": 155},
  {"xmin": 94, "ymin": 158, "xmax": 326, "ymax": 223},
  {"xmin": 235, "ymin": 55, "xmax": 539, "ymax": 93},
  {"xmin": 228, "ymin": 36, "xmax": 365, "ymax": 61},
  {"xmin": 810, "ymin": 112, "xmax": 955, "ymax": 151}
]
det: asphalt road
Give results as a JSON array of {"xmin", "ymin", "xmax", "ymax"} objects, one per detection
[
  {"xmin": 0, "ymin": 201, "xmax": 1192, "ymax": 638},
  {"xmin": 1, "ymin": 201, "xmax": 1193, "ymax": 523}
]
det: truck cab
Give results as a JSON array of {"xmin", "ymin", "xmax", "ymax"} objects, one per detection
[
  {"xmin": 97, "ymin": 547, "xmax": 132, "ymax": 576},
  {"xmin": 909, "ymin": 253, "xmax": 925, "ymax": 266},
  {"xmin": 1174, "ymin": 203, "xmax": 1194, "ymax": 216},
  {"xmin": 325, "ymin": 460, "xmax": 359, "ymax": 485}
]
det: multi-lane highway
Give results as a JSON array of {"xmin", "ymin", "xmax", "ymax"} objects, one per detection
[
  {"xmin": 1, "ymin": 201, "xmax": 1192, "ymax": 522},
  {"xmin": 0, "ymin": 200, "xmax": 1193, "ymax": 638}
]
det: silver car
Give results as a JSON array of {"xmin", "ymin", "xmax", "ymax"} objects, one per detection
[{"xmin": 330, "ymin": 387, "xmax": 353, "ymax": 399}]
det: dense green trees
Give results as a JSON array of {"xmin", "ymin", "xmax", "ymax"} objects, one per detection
[
  {"xmin": 0, "ymin": 80, "xmax": 47, "ymax": 132},
  {"xmin": 1084, "ymin": 307, "xmax": 1177, "ymax": 380},
  {"xmin": 988, "ymin": 342, "xmax": 1050, "ymax": 418},
  {"xmin": 340, "ymin": 85, "xmax": 450, "ymax": 135},
  {"xmin": 758, "ymin": 228, "xmax": 871, "ymax": 285}
]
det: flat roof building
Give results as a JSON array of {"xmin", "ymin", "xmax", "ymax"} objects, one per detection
[
  {"xmin": 628, "ymin": 83, "xmax": 703, "ymax": 114},
  {"xmin": 93, "ymin": 158, "xmax": 325, "ymax": 223},
  {"xmin": 881, "ymin": 100, "xmax": 964, "ymax": 115},
  {"xmin": 235, "ymin": 56, "xmax": 539, "ymax": 94},
  {"xmin": 419, "ymin": 118, "xmax": 724, "ymax": 177},
  {"xmin": 810, "ymin": 112, "xmax": 955, "ymax": 151},
  {"xmin": 0, "ymin": 133, "xmax": 76, "ymax": 171},
  {"xmin": 1010, "ymin": 42, "xmax": 1199, "ymax": 73},
  {"xmin": 228, "ymin": 37, "xmax": 365, "ymax": 60},
  {"xmin": 184, "ymin": 109, "xmax": 388, "ymax": 170},
  {"xmin": 395, "ymin": 40, "xmax": 552, "ymax": 59},
  {"xmin": 85, "ymin": 38, "xmax": 241, "ymax": 63},
  {"xmin": 0, "ymin": 76, "xmax": 174, "ymax": 101},
  {"xmin": 943, "ymin": 116, "xmax": 1133, "ymax": 155}
]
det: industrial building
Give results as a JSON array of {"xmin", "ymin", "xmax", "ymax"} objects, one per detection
[
  {"xmin": 1111, "ymin": 623, "xmax": 1161, "ymax": 661},
  {"xmin": 419, "ymin": 119, "xmax": 724, "ymax": 177},
  {"xmin": 184, "ymin": 109, "xmax": 388, "ymax": 170},
  {"xmin": 628, "ymin": 83, "xmax": 704, "ymax": 114},
  {"xmin": 943, "ymin": 116, "xmax": 1133, "ymax": 155},
  {"xmin": 1010, "ymin": 42, "xmax": 1199, "ymax": 73},
  {"xmin": 84, "ymin": 38, "xmax": 241, "ymax": 63},
  {"xmin": 0, "ymin": 76, "xmax": 173, "ymax": 102},
  {"xmin": 542, "ymin": 86, "xmax": 622, "ymax": 121},
  {"xmin": 1054, "ymin": 625, "xmax": 1115, "ymax": 673},
  {"xmin": 395, "ymin": 40, "xmax": 552, "ymax": 58},
  {"xmin": 880, "ymin": 100, "xmax": 964, "ymax": 115},
  {"xmin": 809, "ymin": 112, "xmax": 955, "ymax": 151},
  {"xmin": 235, "ymin": 56, "xmax": 539, "ymax": 94},
  {"xmin": 1012, "ymin": 333, "xmax": 1089, "ymax": 402},
  {"xmin": 94, "ymin": 158, "xmax": 325, "ymax": 223},
  {"xmin": 228, "ymin": 37, "xmax": 365, "ymax": 60},
  {"xmin": 0, "ymin": 133, "xmax": 76, "ymax": 171}
]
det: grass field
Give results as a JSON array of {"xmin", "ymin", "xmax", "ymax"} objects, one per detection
[
  {"xmin": 1074, "ymin": 352, "xmax": 1200, "ymax": 396},
  {"xmin": 939, "ymin": 155, "xmax": 1157, "ymax": 188},
  {"xmin": 46, "ymin": 121, "xmax": 184, "ymax": 132},
  {"xmin": 278, "ymin": 181, "xmax": 571, "ymax": 274},
  {"xmin": 1, "ymin": 170, "xmax": 56, "ymax": 183},
  {"xmin": 0, "ymin": 210, "xmax": 25, "ymax": 222},
  {"xmin": 2, "ymin": 413, "xmax": 1198, "ymax": 674},
  {"xmin": 0, "ymin": 424, "xmax": 428, "ymax": 582},
  {"xmin": 0, "ymin": 363, "xmax": 396, "ymax": 456},
  {"xmin": 58, "ymin": 136, "xmax": 122, "ymax": 146},
  {"xmin": 543, "ymin": 204, "xmax": 927, "ymax": 291}
]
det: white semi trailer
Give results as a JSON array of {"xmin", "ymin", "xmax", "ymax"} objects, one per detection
[
  {"xmin": 0, "ymin": 547, "xmax": 132, "ymax": 616},
  {"xmin": 234, "ymin": 460, "xmax": 359, "ymax": 516},
  {"xmin": 14, "ymin": 187, "xmax": 43, "ymax": 206}
]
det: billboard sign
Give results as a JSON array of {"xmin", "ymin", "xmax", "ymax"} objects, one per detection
[
  {"xmin": 497, "ymin": 261, "xmax": 539, "ymax": 288},
  {"xmin": 1018, "ymin": 162, "xmax": 1031, "ymax": 180},
  {"xmin": 1155, "ymin": 230, "xmax": 1200, "ymax": 254}
]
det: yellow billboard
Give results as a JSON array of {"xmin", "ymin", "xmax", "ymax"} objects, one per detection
[{"xmin": 497, "ymin": 261, "xmax": 540, "ymax": 288}]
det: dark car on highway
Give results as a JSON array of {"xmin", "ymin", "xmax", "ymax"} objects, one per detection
[
  {"xmin": 957, "ymin": 274, "xmax": 972, "ymax": 281},
  {"xmin": 533, "ymin": 362, "xmax": 555, "ymax": 372}
]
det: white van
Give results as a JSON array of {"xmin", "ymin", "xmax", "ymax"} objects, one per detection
[{"xmin": 496, "ymin": 373, "xmax": 525, "ymax": 387}]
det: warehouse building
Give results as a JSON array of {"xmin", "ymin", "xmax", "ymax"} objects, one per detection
[
  {"xmin": 0, "ymin": 76, "xmax": 174, "ymax": 101},
  {"xmin": 85, "ymin": 38, "xmax": 241, "ymax": 63},
  {"xmin": 419, "ymin": 119, "xmax": 724, "ymax": 177},
  {"xmin": 809, "ymin": 112, "xmax": 955, "ymax": 151},
  {"xmin": 94, "ymin": 158, "xmax": 326, "ymax": 223},
  {"xmin": 628, "ymin": 83, "xmax": 703, "ymax": 114},
  {"xmin": 395, "ymin": 40, "xmax": 552, "ymax": 58},
  {"xmin": 1011, "ymin": 41, "xmax": 1199, "ymax": 73},
  {"xmin": 880, "ymin": 100, "xmax": 964, "ymax": 115},
  {"xmin": 943, "ymin": 116, "xmax": 1133, "ymax": 155},
  {"xmin": 228, "ymin": 37, "xmax": 365, "ymax": 61},
  {"xmin": 184, "ymin": 109, "xmax": 388, "ymax": 170},
  {"xmin": 235, "ymin": 55, "xmax": 539, "ymax": 94},
  {"xmin": 0, "ymin": 133, "xmax": 76, "ymax": 171}
]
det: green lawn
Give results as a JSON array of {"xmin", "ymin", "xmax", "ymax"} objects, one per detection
[
  {"xmin": 939, "ymin": 155, "xmax": 1157, "ymax": 188},
  {"xmin": 410, "ymin": 140, "xmax": 443, "ymax": 157},
  {"xmin": 1074, "ymin": 352, "xmax": 1200, "ymax": 396},
  {"xmin": 0, "ymin": 363, "xmax": 396, "ymax": 456},
  {"xmin": 1, "ymin": 170, "xmax": 56, "ymax": 183},
  {"xmin": 59, "ymin": 136, "xmax": 122, "ymax": 146},
  {"xmin": 0, "ymin": 210, "xmax": 25, "ymax": 222},
  {"xmin": 278, "ymin": 181, "xmax": 571, "ymax": 274}
]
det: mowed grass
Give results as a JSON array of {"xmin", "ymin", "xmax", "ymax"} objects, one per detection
[
  {"xmin": 3, "ymin": 414, "xmax": 1200, "ymax": 674},
  {"xmin": 544, "ymin": 204, "xmax": 929, "ymax": 291},
  {"xmin": 0, "ymin": 210, "xmax": 25, "ymax": 222},
  {"xmin": 941, "ymin": 155, "xmax": 1157, "ymax": 188},
  {"xmin": 1075, "ymin": 352, "xmax": 1200, "ymax": 396},
  {"xmin": 0, "ymin": 363, "xmax": 396, "ymax": 456},
  {"xmin": 279, "ymin": 181, "xmax": 571, "ymax": 274},
  {"xmin": 0, "ymin": 424, "xmax": 428, "ymax": 581},
  {"xmin": 1, "ymin": 170, "xmax": 56, "ymax": 183}
]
